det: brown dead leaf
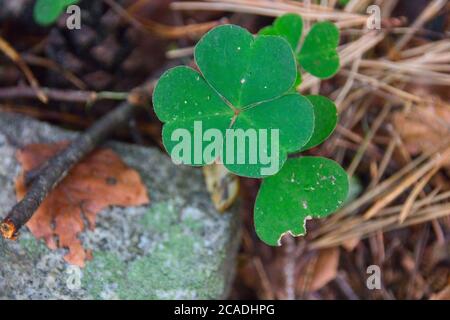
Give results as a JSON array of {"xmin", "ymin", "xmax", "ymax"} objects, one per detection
[
  {"xmin": 341, "ymin": 237, "xmax": 360, "ymax": 252},
  {"xmin": 392, "ymin": 99, "xmax": 450, "ymax": 159},
  {"xmin": 15, "ymin": 142, "xmax": 149, "ymax": 267},
  {"xmin": 309, "ymin": 247, "xmax": 340, "ymax": 291},
  {"xmin": 401, "ymin": 253, "xmax": 416, "ymax": 273},
  {"xmin": 430, "ymin": 285, "xmax": 450, "ymax": 300}
]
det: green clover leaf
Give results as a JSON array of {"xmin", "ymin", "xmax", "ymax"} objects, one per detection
[
  {"xmin": 34, "ymin": 0, "xmax": 79, "ymax": 26},
  {"xmin": 259, "ymin": 14, "xmax": 340, "ymax": 79},
  {"xmin": 153, "ymin": 22, "xmax": 348, "ymax": 246},
  {"xmin": 259, "ymin": 13, "xmax": 303, "ymax": 50},
  {"xmin": 301, "ymin": 95, "xmax": 338, "ymax": 151},
  {"xmin": 153, "ymin": 25, "xmax": 315, "ymax": 178},
  {"xmin": 298, "ymin": 21, "xmax": 340, "ymax": 79},
  {"xmin": 254, "ymin": 156, "xmax": 349, "ymax": 245}
]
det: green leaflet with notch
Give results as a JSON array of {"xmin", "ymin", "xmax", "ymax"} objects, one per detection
[{"xmin": 254, "ymin": 156, "xmax": 349, "ymax": 246}]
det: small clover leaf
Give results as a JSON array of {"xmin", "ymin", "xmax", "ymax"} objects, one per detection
[
  {"xmin": 259, "ymin": 14, "xmax": 303, "ymax": 50},
  {"xmin": 259, "ymin": 14, "xmax": 303, "ymax": 87},
  {"xmin": 301, "ymin": 95, "xmax": 338, "ymax": 151},
  {"xmin": 254, "ymin": 156, "xmax": 349, "ymax": 246},
  {"xmin": 298, "ymin": 21, "xmax": 340, "ymax": 79},
  {"xmin": 153, "ymin": 25, "xmax": 315, "ymax": 178},
  {"xmin": 34, "ymin": 0, "xmax": 79, "ymax": 26},
  {"xmin": 259, "ymin": 14, "xmax": 340, "ymax": 79}
]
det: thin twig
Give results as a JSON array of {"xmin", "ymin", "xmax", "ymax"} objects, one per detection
[
  {"xmin": 398, "ymin": 164, "xmax": 441, "ymax": 223},
  {"xmin": 346, "ymin": 104, "xmax": 391, "ymax": 177},
  {"xmin": 284, "ymin": 237, "xmax": 297, "ymax": 300},
  {"xmin": 0, "ymin": 36, "xmax": 48, "ymax": 104},
  {"xmin": 0, "ymin": 86, "xmax": 129, "ymax": 104},
  {"xmin": 171, "ymin": 0, "xmax": 366, "ymax": 23},
  {"xmin": 166, "ymin": 46, "xmax": 195, "ymax": 59},
  {"xmin": 363, "ymin": 148, "xmax": 450, "ymax": 220},
  {"xmin": 22, "ymin": 53, "xmax": 87, "ymax": 90}
]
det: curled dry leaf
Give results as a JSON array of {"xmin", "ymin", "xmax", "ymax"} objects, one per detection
[
  {"xmin": 430, "ymin": 285, "xmax": 450, "ymax": 300},
  {"xmin": 203, "ymin": 163, "xmax": 239, "ymax": 212},
  {"xmin": 15, "ymin": 142, "xmax": 149, "ymax": 267},
  {"xmin": 392, "ymin": 98, "xmax": 450, "ymax": 190},
  {"xmin": 392, "ymin": 99, "xmax": 450, "ymax": 161},
  {"xmin": 309, "ymin": 247, "xmax": 340, "ymax": 291},
  {"xmin": 341, "ymin": 237, "xmax": 360, "ymax": 252}
]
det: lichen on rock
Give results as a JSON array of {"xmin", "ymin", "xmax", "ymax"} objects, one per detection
[{"xmin": 0, "ymin": 113, "xmax": 240, "ymax": 299}]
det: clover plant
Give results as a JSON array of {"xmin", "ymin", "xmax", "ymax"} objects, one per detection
[
  {"xmin": 33, "ymin": 0, "xmax": 79, "ymax": 26},
  {"xmin": 260, "ymin": 13, "xmax": 340, "ymax": 79},
  {"xmin": 153, "ymin": 14, "xmax": 349, "ymax": 245}
]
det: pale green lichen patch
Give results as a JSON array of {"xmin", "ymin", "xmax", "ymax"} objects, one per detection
[
  {"xmin": 140, "ymin": 202, "xmax": 177, "ymax": 233},
  {"xmin": 19, "ymin": 235, "xmax": 48, "ymax": 258},
  {"xmin": 83, "ymin": 252, "xmax": 126, "ymax": 299},
  {"xmin": 123, "ymin": 235, "xmax": 223, "ymax": 299},
  {"xmin": 83, "ymin": 201, "xmax": 229, "ymax": 299}
]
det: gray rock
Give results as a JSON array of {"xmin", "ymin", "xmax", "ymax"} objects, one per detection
[{"xmin": 0, "ymin": 112, "xmax": 240, "ymax": 300}]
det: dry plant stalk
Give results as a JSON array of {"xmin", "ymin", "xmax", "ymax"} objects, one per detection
[
  {"xmin": 172, "ymin": 0, "xmax": 367, "ymax": 24},
  {"xmin": 0, "ymin": 36, "xmax": 48, "ymax": 103},
  {"xmin": 104, "ymin": 0, "xmax": 225, "ymax": 39}
]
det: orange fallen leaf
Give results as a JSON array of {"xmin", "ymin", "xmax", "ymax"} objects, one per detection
[
  {"xmin": 15, "ymin": 142, "xmax": 150, "ymax": 267},
  {"xmin": 309, "ymin": 247, "xmax": 340, "ymax": 291}
]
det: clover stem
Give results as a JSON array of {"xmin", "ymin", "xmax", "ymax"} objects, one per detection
[{"xmin": 229, "ymin": 114, "xmax": 238, "ymax": 127}]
